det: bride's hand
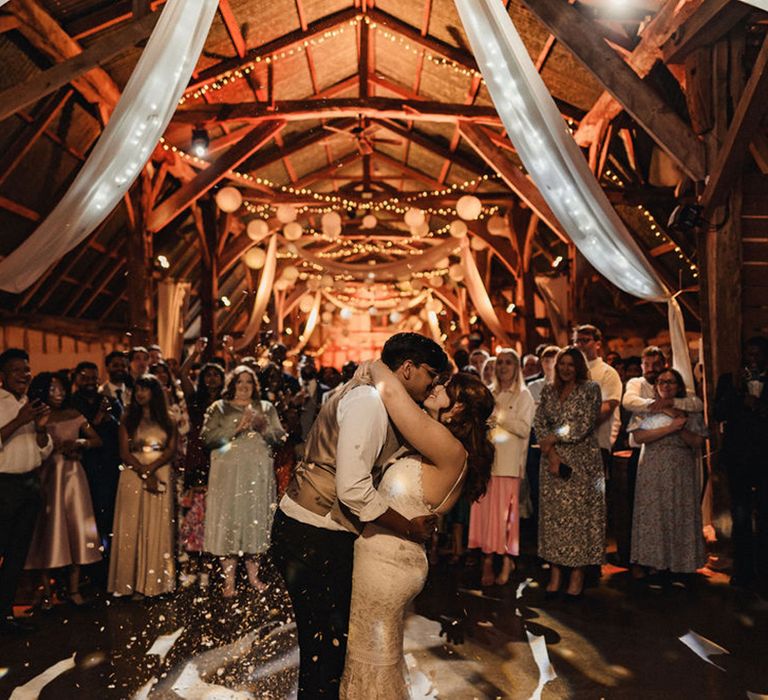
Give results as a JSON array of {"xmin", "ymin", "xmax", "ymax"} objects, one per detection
[{"xmin": 369, "ymin": 359, "xmax": 391, "ymax": 385}]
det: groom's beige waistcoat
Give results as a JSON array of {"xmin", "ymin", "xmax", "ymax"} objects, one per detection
[{"xmin": 285, "ymin": 377, "xmax": 401, "ymax": 534}]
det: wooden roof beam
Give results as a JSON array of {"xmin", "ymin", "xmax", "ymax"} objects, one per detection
[
  {"xmin": 458, "ymin": 122, "xmax": 569, "ymax": 245},
  {"xmin": 522, "ymin": 0, "xmax": 706, "ymax": 181},
  {"xmin": 291, "ymin": 152, "xmax": 363, "ymax": 188},
  {"xmin": 0, "ymin": 15, "xmax": 21, "ymax": 33},
  {"xmin": 147, "ymin": 121, "xmax": 286, "ymax": 232},
  {"xmin": 574, "ymin": 0, "xmax": 703, "ymax": 147},
  {"xmin": 0, "ymin": 195, "xmax": 40, "ymax": 221},
  {"xmin": 662, "ymin": 0, "xmax": 752, "ymax": 64},
  {"xmin": 218, "ymin": 0, "xmax": 246, "ymax": 59},
  {"xmin": 173, "ymin": 98, "xmax": 502, "ymax": 126},
  {"xmin": 0, "ymin": 12, "xmax": 157, "ymax": 123},
  {"xmin": 372, "ymin": 152, "xmax": 445, "ymax": 189},
  {"xmin": 8, "ymin": 0, "xmax": 122, "ymax": 116},
  {"xmin": 701, "ymin": 35, "xmax": 768, "ymax": 215}
]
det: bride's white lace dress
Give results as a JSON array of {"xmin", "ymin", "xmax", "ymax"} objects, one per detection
[{"xmin": 340, "ymin": 455, "xmax": 462, "ymax": 700}]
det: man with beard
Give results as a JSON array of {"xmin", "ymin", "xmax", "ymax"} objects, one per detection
[
  {"xmin": 101, "ymin": 350, "xmax": 131, "ymax": 409},
  {"xmin": 0, "ymin": 349, "xmax": 52, "ymax": 633},
  {"xmin": 71, "ymin": 362, "xmax": 122, "ymax": 565}
]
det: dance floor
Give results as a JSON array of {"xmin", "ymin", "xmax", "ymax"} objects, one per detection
[{"xmin": 1, "ymin": 554, "xmax": 767, "ymax": 699}]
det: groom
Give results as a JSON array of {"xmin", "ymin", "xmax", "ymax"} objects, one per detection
[{"xmin": 270, "ymin": 332, "xmax": 449, "ymax": 698}]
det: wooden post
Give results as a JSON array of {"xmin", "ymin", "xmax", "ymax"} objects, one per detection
[
  {"xmin": 198, "ymin": 197, "xmax": 219, "ymax": 359},
  {"xmin": 126, "ymin": 178, "xmax": 154, "ymax": 345}
]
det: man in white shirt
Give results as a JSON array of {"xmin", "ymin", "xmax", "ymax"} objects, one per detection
[
  {"xmin": 271, "ymin": 333, "xmax": 447, "ymax": 699},
  {"xmin": 573, "ymin": 325, "xmax": 622, "ymax": 465},
  {"xmin": 0, "ymin": 349, "xmax": 52, "ymax": 634}
]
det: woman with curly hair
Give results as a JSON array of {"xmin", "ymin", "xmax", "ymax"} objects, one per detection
[{"xmin": 340, "ymin": 365, "xmax": 494, "ymax": 698}]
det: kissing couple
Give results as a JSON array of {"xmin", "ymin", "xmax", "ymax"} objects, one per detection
[{"xmin": 270, "ymin": 332, "xmax": 495, "ymax": 699}]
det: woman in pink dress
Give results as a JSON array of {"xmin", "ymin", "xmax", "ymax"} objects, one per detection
[
  {"xmin": 469, "ymin": 349, "xmax": 535, "ymax": 586},
  {"xmin": 25, "ymin": 372, "xmax": 102, "ymax": 607}
]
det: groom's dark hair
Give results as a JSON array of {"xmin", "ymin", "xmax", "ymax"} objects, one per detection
[{"xmin": 381, "ymin": 333, "xmax": 449, "ymax": 373}]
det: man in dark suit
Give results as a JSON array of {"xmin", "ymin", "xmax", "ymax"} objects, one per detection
[{"xmin": 715, "ymin": 336, "xmax": 768, "ymax": 591}]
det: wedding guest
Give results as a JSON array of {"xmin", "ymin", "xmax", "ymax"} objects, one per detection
[
  {"xmin": 523, "ymin": 353, "xmax": 542, "ymax": 383},
  {"xmin": 269, "ymin": 342, "xmax": 300, "ymax": 394},
  {"xmin": 714, "ymin": 336, "xmax": 768, "ymax": 589},
  {"xmin": 481, "ymin": 356, "xmax": 496, "ymax": 387},
  {"xmin": 527, "ymin": 346, "xmax": 559, "ymax": 405},
  {"xmin": 629, "ymin": 369, "xmax": 706, "ymax": 584},
  {"xmin": 534, "ymin": 346, "xmax": 604, "ymax": 598},
  {"xmin": 149, "ymin": 360, "xmax": 190, "ymax": 444},
  {"xmin": 128, "ymin": 346, "xmax": 150, "ymax": 384},
  {"xmin": 25, "ymin": 372, "xmax": 102, "ymax": 607},
  {"xmin": 0, "ymin": 349, "xmax": 52, "ymax": 633},
  {"xmin": 469, "ymin": 349, "xmax": 490, "ymax": 375},
  {"xmin": 177, "ymin": 360, "xmax": 224, "ymax": 589},
  {"xmin": 147, "ymin": 344, "xmax": 163, "ymax": 366},
  {"xmin": 469, "ymin": 349, "xmax": 534, "ymax": 586},
  {"xmin": 101, "ymin": 350, "xmax": 130, "ymax": 408},
  {"xmin": 71, "ymin": 362, "xmax": 121, "ymax": 556},
  {"xmin": 624, "ymin": 356, "xmax": 642, "ymax": 380},
  {"xmin": 573, "ymin": 325, "xmax": 622, "ymax": 467},
  {"xmin": 297, "ymin": 355, "xmax": 328, "ymax": 443},
  {"xmin": 109, "ymin": 375, "xmax": 177, "ymax": 598},
  {"xmin": 202, "ymin": 366, "xmax": 286, "ymax": 597}
]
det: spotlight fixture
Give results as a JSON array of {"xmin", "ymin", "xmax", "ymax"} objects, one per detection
[
  {"xmin": 219, "ymin": 295, "xmax": 231, "ymax": 308},
  {"xmin": 667, "ymin": 204, "xmax": 705, "ymax": 234},
  {"xmin": 506, "ymin": 302, "xmax": 516, "ymax": 313},
  {"xmin": 191, "ymin": 127, "xmax": 210, "ymax": 157},
  {"xmin": 552, "ymin": 255, "xmax": 563, "ymax": 269},
  {"xmin": 156, "ymin": 255, "xmax": 170, "ymax": 270}
]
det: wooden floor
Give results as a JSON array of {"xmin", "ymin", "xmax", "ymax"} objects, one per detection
[{"xmin": 1, "ymin": 550, "xmax": 767, "ymax": 699}]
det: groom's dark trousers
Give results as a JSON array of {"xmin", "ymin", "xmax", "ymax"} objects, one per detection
[{"xmin": 270, "ymin": 509, "xmax": 356, "ymax": 699}]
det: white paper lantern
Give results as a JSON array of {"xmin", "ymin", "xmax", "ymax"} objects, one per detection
[
  {"xmin": 426, "ymin": 298, "xmax": 444, "ymax": 313},
  {"xmin": 404, "ymin": 208, "xmax": 425, "ymax": 228},
  {"xmin": 411, "ymin": 279, "xmax": 424, "ymax": 291},
  {"xmin": 321, "ymin": 211, "xmax": 342, "ymax": 234},
  {"xmin": 471, "ymin": 236, "xmax": 488, "ymax": 251},
  {"xmin": 283, "ymin": 222, "xmax": 303, "ymax": 241},
  {"xmin": 215, "ymin": 187, "xmax": 242, "ymax": 213},
  {"xmin": 389, "ymin": 310, "xmax": 402, "ymax": 324},
  {"xmin": 368, "ymin": 306, "xmax": 377, "ymax": 316},
  {"xmin": 487, "ymin": 214, "xmax": 507, "ymax": 236},
  {"xmin": 323, "ymin": 301, "xmax": 335, "ymax": 313},
  {"xmin": 276, "ymin": 204, "xmax": 297, "ymax": 224},
  {"xmin": 321, "ymin": 311, "xmax": 333, "ymax": 324},
  {"xmin": 396, "ymin": 280, "xmax": 412, "ymax": 292},
  {"xmin": 274, "ymin": 278, "xmax": 290, "ymax": 291},
  {"xmin": 306, "ymin": 277, "xmax": 320, "ymax": 292},
  {"xmin": 456, "ymin": 194, "xmax": 482, "ymax": 221},
  {"xmin": 320, "ymin": 274, "xmax": 334, "ymax": 288},
  {"xmin": 449, "ymin": 219, "xmax": 468, "ymax": 238},
  {"xmin": 244, "ymin": 247, "xmax": 266, "ymax": 269},
  {"xmin": 281, "ymin": 265, "xmax": 300, "ymax": 282},
  {"xmin": 299, "ymin": 295, "xmax": 315, "ymax": 313},
  {"xmin": 410, "ymin": 221, "xmax": 429, "ymax": 238},
  {"xmin": 340, "ymin": 307, "xmax": 353, "ymax": 321},
  {"xmin": 428, "ymin": 275, "xmax": 443, "ymax": 288},
  {"xmin": 246, "ymin": 219, "xmax": 269, "ymax": 241},
  {"xmin": 449, "ymin": 263, "xmax": 465, "ymax": 282},
  {"xmin": 361, "ymin": 214, "xmax": 377, "ymax": 229}
]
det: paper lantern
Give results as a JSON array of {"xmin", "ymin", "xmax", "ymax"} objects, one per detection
[
  {"xmin": 321, "ymin": 211, "xmax": 342, "ymax": 233},
  {"xmin": 306, "ymin": 277, "xmax": 320, "ymax": 292},
  {"xmin": 323, "ymin": 301, "xmax": 335, "ymax": 313},
  {"xmin": 319, "ymin": 274, "xmax": 334, "ymax": 288},
  {"xmin": 321, "ymin": 311, "xmax": 333, "ymax": 324},
  {"xmin": 487, "ymin": 214, "xmax": 507, "ymax": 236},
  {"xmin": 428, "ymin": 275, "xmax": 443, "ymax": 288},
  {"xmin": 276, "ymin": 204, "xmax": 297, "ymax": 224},
  {"xmin": 449, "ymin": 220, "xmax": 468, "ymax": 238},
  {"xmin": 471, "ymin": 236, "xmax": 488, "ymax": 251},
  {"xmin": 215, "ymin": 187, "xmax": 242, "ymax": 213},
  {"xmin": 244, "ymin": 247, "xmax": 266, "ymax": 269},
  {"xmin": 283, "ymin": 222, "xmax": 303, "ymax": 241},
  {"xmin": 274, "ymin": 278, "xmax": 290, "ymax": 291},
  {"xmin": 411, "ymin": 279, "xmax": 424, "ymax": 291},
  {"xmin": 299, "ymin": 296, "xmax": 315, "ymax": 313},
  {"xmin": 340, "ymin": 307, "xmax": 353, "ymax": 320},
  {"xmin": 426, "ymin": 298, "xmax": 443, "ymax": 313},
  {"xmin": 410, "ymin": 221, "xmax": 429, "ymax": 238},
  {"xmin": 456, "ymin": 194, "xmax": 482, "ymax": 221},
  {"xmin": 281, "ymin": 265, "xmax": 299, "ymax": 282},
  {"xmin": 368, "ymin": 306, "xmax": 377, "ymax": 316},
  {"xmin": 448, "ymin": 263, "xmax": 465, "ymax": 282},
  {"xmin": 361, "ymin": 214, "xmax": 377, "ymax": 229},
  {"xmin": 404, "ymin": 208, "xmax": 425, "ymax": 228},
  {"xmin": 389, "ymin": 310, "xmax": 402, "ymax": 324},
  {"xmin": 437, "ymin": 258, "xmax": 450, "ymax": 269},
  {"xmin": 247, "ymin": 219, "xmax": 269, "ymax": 241}
]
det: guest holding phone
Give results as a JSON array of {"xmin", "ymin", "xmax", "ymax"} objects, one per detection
[{"xmin": 534, "ymin": 346, "xmax": 604, "ymax": 599}]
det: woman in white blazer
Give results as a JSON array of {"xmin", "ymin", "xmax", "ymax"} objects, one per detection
[{"xmin": 469, "ymin": 349, "xmax": 535, "ymax": 586}]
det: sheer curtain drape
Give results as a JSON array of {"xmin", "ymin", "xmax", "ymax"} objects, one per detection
[
  {"xmin": 0, "ymin": 0, "xmax": 217, "ymax": 293},
  {"xmin": 157, "ymin": 280, "xmax": 191, "ymax": 361},
  {"xmin": 454, "ymin": 0, "xmax": 693, "ymax": 387},
  {"xmin": 235, "ymin": 235, "xmax": 278, "ymax": 351}
]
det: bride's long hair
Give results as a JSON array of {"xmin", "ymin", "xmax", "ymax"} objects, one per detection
[{"xmin": 439, "ymin": 372, "xmax": 495, "ymax": 502}]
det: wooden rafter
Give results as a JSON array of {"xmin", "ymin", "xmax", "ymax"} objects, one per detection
[
  {"xmin": 218, "ymin": 0, "xmax": 246, "ymax": 59},
  {"xmin": 522, "ymin": 0, "xmax": 706, "ymax": 181},
  {"xmin": 147, "ymin": 121, "xmax": 286, "ymax": 232},
  {"xmin": 0, "ymin": 195, "xmax": 40, "ymax": 221}
]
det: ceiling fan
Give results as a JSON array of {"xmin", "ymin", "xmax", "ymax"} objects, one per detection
[{"xmin": 322, "ymin": 117, "xmax": 403, "ymax": 155}]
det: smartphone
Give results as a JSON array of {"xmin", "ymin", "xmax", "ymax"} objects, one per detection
[{"xmin": 558, "ymin": 463, "xmax": 573, "ymax": 480}]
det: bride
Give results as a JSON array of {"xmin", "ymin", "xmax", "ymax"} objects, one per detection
[{"xmin": 340, "ymin": 361, "xmax": 495, "ymax": 699}]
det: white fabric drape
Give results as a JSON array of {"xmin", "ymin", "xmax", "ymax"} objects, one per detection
[
  {"xmin": 454, "ymin": 0, "xmax": 693, "ymax": 388},
  {"xmin": 157, "ymin": 279, "xmax": 191, "ymax": 361},
  {"xmin": 287, "ymin": 292, "xmax": 322, "ymax": 356},
  {"xmin": 459, "ymin": 238, "xmax": 513, "ymax": 346},
  {"xmin": 426, "ymin": 308, "xmax": 444, "ymax": 347},
  {"xmin": 235, "ymin": 235, "xmax": 278, "ymax": 351},
  {"xmin": 0, "ymin": 0, "xmax": 218, "ymax": 293},
  {"xmin": 535, "ymin": 275, "xmax": 570, "ymax": 347}
]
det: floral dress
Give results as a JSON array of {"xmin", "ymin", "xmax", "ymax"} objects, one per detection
[{"xmin": 533, "ymin": 381, "xmax": 605, "ymax": 567}]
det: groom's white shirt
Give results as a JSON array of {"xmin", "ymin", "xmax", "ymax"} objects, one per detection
[{"xmin": 279, "ymin": 384, "xmax": 389, "ymax": 531}]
